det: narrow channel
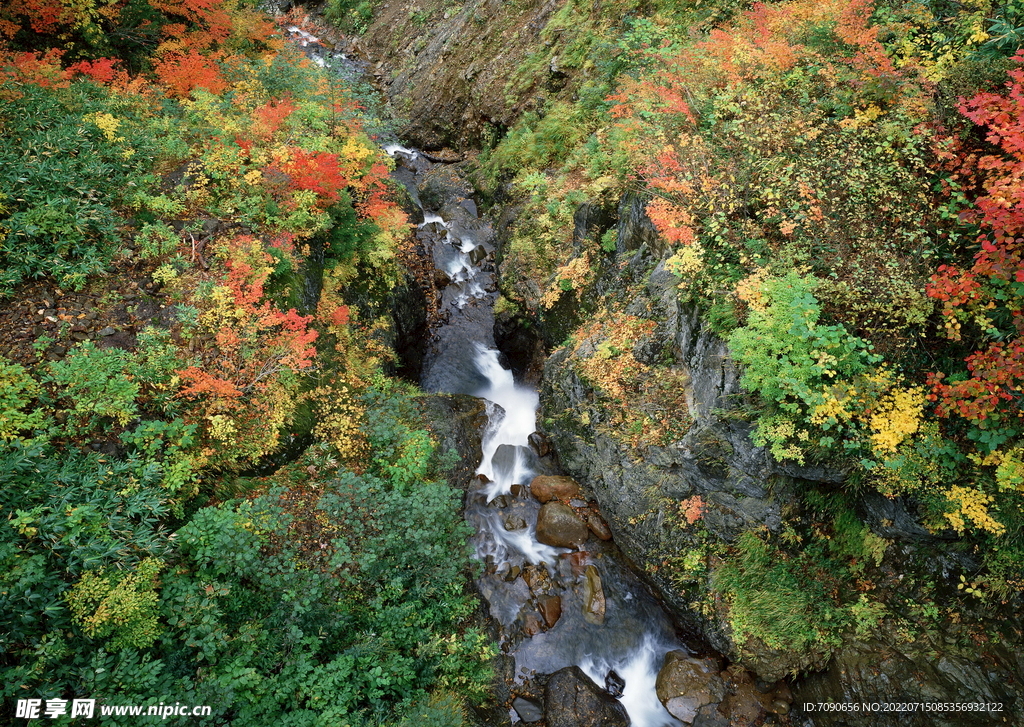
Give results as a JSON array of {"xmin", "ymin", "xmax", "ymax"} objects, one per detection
[{"xmin": 387, "ymin": 145, "xmax": 688, "ymax": 727}]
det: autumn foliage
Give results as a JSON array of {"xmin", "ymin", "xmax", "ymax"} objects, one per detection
[
  {"xmin": 0, "ymin": 0, "xmax": 410, "ymax": 473},
  {"xmin": 927, "ymin": 54, "xmax": 1024, "ymax": 439}
]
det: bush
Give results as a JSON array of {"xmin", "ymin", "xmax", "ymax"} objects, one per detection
[
  {"xmin": 0, "ymin": 81, "xmax": 150, "ymax": 295},
  {"xmin": 714, "ymin": 531, "xmax": 848, "ymax": 653}
]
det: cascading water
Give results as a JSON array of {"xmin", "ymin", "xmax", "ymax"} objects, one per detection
[{"xmin": 388, "ymin": 145, "xmax": 684, "ymax": 727}]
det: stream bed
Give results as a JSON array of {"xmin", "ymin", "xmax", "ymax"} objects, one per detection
[{"xmin": 387, "ymin": 145, "xmax": 691, "ymax": 726}]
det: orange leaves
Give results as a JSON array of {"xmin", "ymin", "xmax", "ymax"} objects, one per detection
[
  {"xmin": 66, "ymin": 57, "xmax": 121, "ymax": 84},
  {"xmin": 272, "ymin": 148, "xmax": 348, "ymax": 207},
  {"xmin": 330, "ymin": 305, "xmax": 351, "ymax": 327},
  {"xmin": 4, "ymin": 0, "xmax": 71, "ymax": 35},
  {"xmin": 647, "ymin": 197, "xmax": 695, "ymax": 247},
  {"xmin": 174, "ymin": 234, "xmax": 318, "ymax": 466},
  {"xmin": 679, "ymin": 496, "xmax": 705, "ymax": 525},
  {"xmin": 153, "ymin": 50, "xmax": 227, "ymax": 98},
  {"xmin": 150, "ymin": 0, "xmax": 233, "ymax": 48},
  {"xmin": 0, "ymin": 49, "xmax": 68, "ymax": 91},
  {"xmin": 957, "ymin": 53, "xmax": 1024, "ymax": 244},
  {"xmin": 925, "ymin": 58, "xmax": 1024, "ymax": 431},
  {"xmin": 177, "ymin": 368, "xmax": 243, "ymax": 400},
  {"xmin": 252, "ymin": 98, "xmax": 296, "ymax": 140}
]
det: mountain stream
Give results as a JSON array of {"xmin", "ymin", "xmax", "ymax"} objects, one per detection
[{"xmin": 387, "ymin": 145, "xmax": 689, "ymax": 726}]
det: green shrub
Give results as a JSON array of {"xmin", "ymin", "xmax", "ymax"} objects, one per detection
[
  {"xmin": 46, "ymin": 343, "xmax": 140, "ymax": 431},
  {"xmin": 714, "ymin": 531, "xmax": 848, "ymax": 652},
  {"xmin": 0, "ymin": 357, "xmax": 49, "ymax": 442},
  {"xmin": 728, "ymin": 272, "xmax": 880, "ymax": 463},
  {"xmin": 0, "ymin": 81, "xmax": 150, "ymax": 295}
]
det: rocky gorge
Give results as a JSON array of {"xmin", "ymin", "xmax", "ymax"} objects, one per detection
[{"xmin": 280, "ymin": 1, "xmax": 1024, "ymax": 725}]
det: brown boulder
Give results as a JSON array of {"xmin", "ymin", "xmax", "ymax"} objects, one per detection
[
  {"xmin": 536, "ymin": 502, "xmax": 589, "ymax": 547},
  {"xmin": 530, "ymin": 475, "xmax": 581, "ymax": 503},
  {"xmin": 538, "ymin": 594, "xmax": 562, "ymax": 628},
  {"xmin": 582, "ymin": 565, "xmax": 606, "ymax": 625},
  {"xmin": 587, "ymin": 513, "xmax": 613, "ymax": 540},
  {"xmin": 655, "ymin": 651, "xmax": 726, "ymax": 724}
]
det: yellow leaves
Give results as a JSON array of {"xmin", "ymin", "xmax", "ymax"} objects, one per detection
[
  {"xmin": 995, "ymin": 448, "xmax": 1024, "ymax": 492},
  {"xmin": 838, "ymin": 104, "xmax": 885, "ymax": 131},
  {"xmin": 207, "ymin": 413, "xmax": 237, "ymax": 441},
  {"xmin": 868, "ymin": 386, "xmax": 926, "ymax": 455},
  {"xmin": 540, "ymin": 252, "xmax": 593, "ymax": 309},
  {"xmin": 152, "ymin": 263, "xmax": 179, "ymax": 285},
  {"xmin": 944, "ymin": 485, "xmax": 1005, "ymax": 536},
  {"xmin": 810, "ymin": 387, "xmax": 854, "ymax": 427},
  {"xmin": 734, "ymin": 267, "xmax": 770, "ymax": 312},
  {"xmin": 339, "ymin": 135, "xmax": 373, "ymax": 166},
  {"xmin": 66, "ymin": 558, "xmax": 165, "ymax": 650},
  {"xmin": 665, "ymin": 244, "xmax": 705, "ymax": 282},
  {"xmin": 200, "ymin": 285, "xmax": 241, "ymax": 327},
  {"xmin": 311, "ymin": 382, "xmax": 368, "ymax": 468},
  {"xmin": 756, "ymin": 416, "xmax": 809, "ymax": 463},
  {"xmin": 84, "ymin": 111, "xmax": 125, "ymax": 142}
]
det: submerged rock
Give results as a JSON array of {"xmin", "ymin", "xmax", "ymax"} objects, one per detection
[
  {"xmin": 536, "ymin": 502, "xmax": 589, "ymax": 547},
  {"xmin": 545, "ymin": 666, "xmax": 630, "ymax": 727},
  {"xmin": 655, "ymin": 651, "xmax": 726, "ymax": 724},
  {"xmin": 582, "ymin": 565, "xmax": 606, "ymax": 625},
  {"xmin": 538, "ymin": 594, "xmax": 562, "ymax": 628}
]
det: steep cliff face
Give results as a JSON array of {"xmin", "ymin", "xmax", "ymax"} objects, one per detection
[
  {"xmin": 354, "ymin": 0, "xmax": 579, "ymax": 149},
  {"xmin": 536, "ymin": 197, "xmax": 831, "ymax": 679}
]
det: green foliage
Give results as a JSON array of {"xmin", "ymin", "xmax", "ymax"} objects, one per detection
[
  {"xmin": 324, "ymin": 0, "xmax": 380, "ymax": 33},
  {"xmin": 136, "ymin": 221, "xmax": 180, "ymax": 260},
  {"xmin": 67, "ymin": 558, "xmax": 164, "ymax": 650},
  {"xmin": 727, "ymin": 272, "xmax": 879, "ymax": 462},
  {"xmin": 0, "ymin": 357, "xmax": 50, "ymax": 442},
  {"xmin": 46, "ymin": 342, "xmax": 141, "ymax": 431},
  {"xmin": 0, "ymin": 81, "xmax": 151, "ymax": 296},
  {"xmin": 481, "ymin": 102, "xmax": 595, "ymax": 181},
  {"xmin": 714, "ymin": 531, "xmax": 849, "ymax": 653}
]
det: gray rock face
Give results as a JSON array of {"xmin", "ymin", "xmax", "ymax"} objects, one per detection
[
  {"xmin": 357, "ymin": 0, "xmax": 584, "ymax": 149},
  {"xmin": 512, "ymin": 696, "xmax": 543, "ymax": 723},
  {"xmin": 536, "ymin": 502, "xmax": 588, "ymax": 547},
  {"xmin": 792, "ymin": 638, "xmax": 1020, "ymax": 727},
  {"xmin": 545, "ymin": 666, "xmax": 630, "ymax": 727},
  {"xmin": 415, "ymin": 395, "xmax": 487, "ymax": 493},
  {"xmin": 519, "ymin": 192, "xmax": 1024, "ymax": 721}
]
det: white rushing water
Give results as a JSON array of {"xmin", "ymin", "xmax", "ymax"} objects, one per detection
[
  {"xmin": 384, "ymin": 143, "xmax": 419, "ymax": 159},
  {"xmin": 581, "ymin": 636, "xmax": 681, "ymax": 727},
  {"xmin": 394, "ymin": 149, "xmax": 682, "ymax": 727}
]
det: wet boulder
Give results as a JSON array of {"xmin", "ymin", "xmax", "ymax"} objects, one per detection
[
  {"xmin": 512, "ymin": 696, "xmax": 544, "ymax": 723},
  {"xmin": 536, "ymin": 502, "xmax": 589, "ymax": 547},
  {"xmin": 469, "ymin": 244, "xmax": 488, "ymax": 264},
  {"xmin": 582, "ymin": 565, "xmax": 606, "ymax": 625},
  {"xmin": 538, "ymin": 594, "xmax": 562, "ymax": 628},
  {"xmin": 605, "ymin": 670, "xmax": 625, "ymax": 698},
  {"xmin": 528, "ymin": 431, "xmax": 552, "ymax": 457},
  {"xmin": 655, "ymin": 651, "xmax": 727, "ymax": 724},
  {"xmin": 531, "ymin": 475, "xmax": 582, "ymax": 503},
  {"xmin": 545, "ymin": 666, "xmax": 630, "ymax": 727},
  {"xmin": 587, "ymin": 513, "xmax": 613, "ymax": 540}
]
